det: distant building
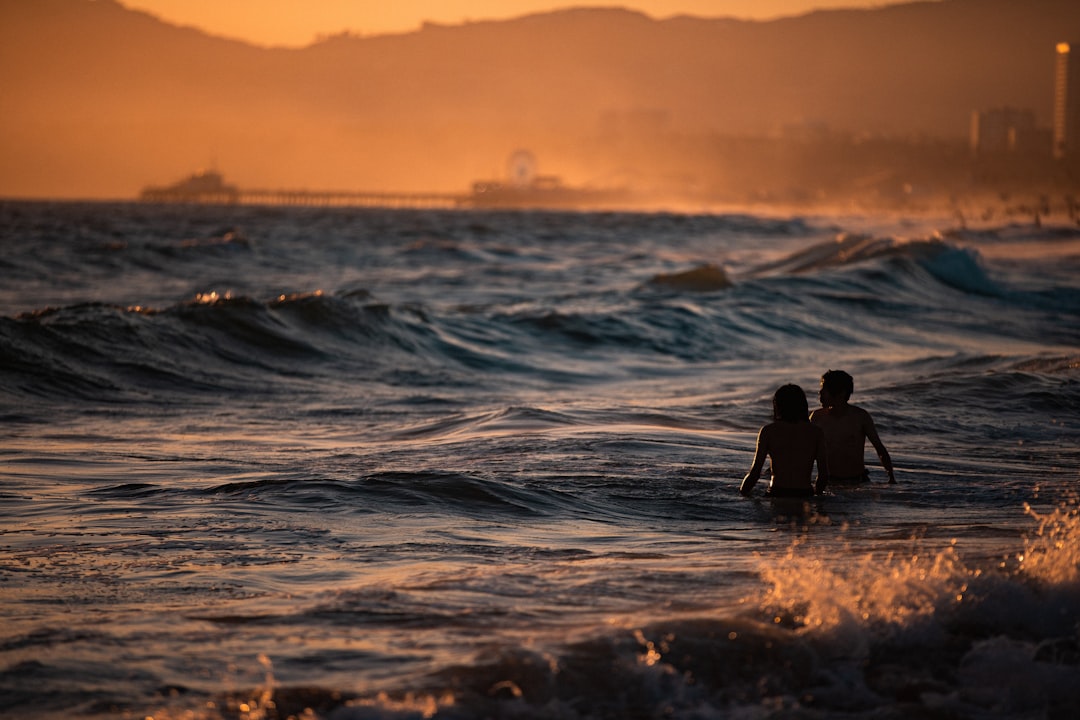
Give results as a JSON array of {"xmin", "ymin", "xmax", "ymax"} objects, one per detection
[
  {"xmin": 467, "ymin": 150, "xmax": 631, "ymax": 210},
  {"xmin": 1053, "ymin": 41, "xmax": 1080, "ymax": 161},
  {"xmin": 970, "ymin": 107, "xmax": 1044, "ymax": 156},
  {"xmin": 140, "ymin": 169, "xmax": 240, "ymax": 204}
]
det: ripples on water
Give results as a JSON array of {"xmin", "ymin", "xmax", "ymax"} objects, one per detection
[{"xmin": 1, "ymin": 202, "xmax": 1078, "ymax": 718}]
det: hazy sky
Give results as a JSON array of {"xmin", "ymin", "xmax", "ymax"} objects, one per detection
[{"xmin": 119, "ymin": 0, "xmax": 904, "ymax": 47}]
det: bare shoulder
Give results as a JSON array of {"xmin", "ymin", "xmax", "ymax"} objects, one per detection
[{"xmin": 849, "ymin": 404, "xmax": 876, "ymax": 425}]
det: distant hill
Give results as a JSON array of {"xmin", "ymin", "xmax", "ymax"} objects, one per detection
[{"xmin": 1, "ymin": 0, "xmax": 1078, "ymax": 199}]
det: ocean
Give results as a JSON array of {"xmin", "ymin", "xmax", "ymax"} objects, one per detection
[{"xmin": 1, "ymin": 200, "xmax": 1078, "ymax": 719}]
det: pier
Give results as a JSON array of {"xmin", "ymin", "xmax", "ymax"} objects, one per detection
[
  {"xmin": 139, "ymin": 171, "xmax": 465, "ymax": 209},
  {"xmin": 140, "ymin": 169, "xmax": 632, "ymax": 211},
  {"xmin": 237, "ymin": 188, "xmax": 462, "ymax": 209}
]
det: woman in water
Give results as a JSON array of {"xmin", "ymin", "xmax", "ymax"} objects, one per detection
[{"xmin": 739, "ymin": 384, "xmax": 829, "ymax": 498}]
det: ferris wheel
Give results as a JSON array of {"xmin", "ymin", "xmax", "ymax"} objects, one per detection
[{"xmin": 506, "ymin": 149, "xmax": 537, "ymax": 187}]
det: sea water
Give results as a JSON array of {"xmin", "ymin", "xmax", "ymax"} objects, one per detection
[{"xmin": 1, "ymin": 201, "xmax": 1078, "ymax": 719}]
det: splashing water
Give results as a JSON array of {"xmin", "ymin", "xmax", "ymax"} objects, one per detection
[
  {"xmin": 757, "ymin": 536, "xmax": 974, "ymax": 656},
  {"xmin": 1020, "ymin": 499, "xmax": 1080, "ymax": 585}
]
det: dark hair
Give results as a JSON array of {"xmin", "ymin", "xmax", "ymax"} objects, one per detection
[
  {"xmin": 821, "ymin": 369, "xmax": 854, "ymax": 401},
  {"xmin": 773, "ymin": 384, "xmax": 809, "ymax": 422}
]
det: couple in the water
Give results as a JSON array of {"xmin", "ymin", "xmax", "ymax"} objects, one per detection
[{"xmin": 739, "ymin": 370, "xmax": 896, "ymax": 498}]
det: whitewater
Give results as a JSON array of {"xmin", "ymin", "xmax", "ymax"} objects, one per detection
[{"xmin": 1, "ymin": 201, "xmax": 1078, "ymax": 719}]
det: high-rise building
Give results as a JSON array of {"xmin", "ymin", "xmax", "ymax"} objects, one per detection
[
  {"xmin": 970, "ymin": 107, "xmax": 1041, "ymax": 156},
  {"xmin": 1053, "ymin": 42, "xmax": 1080, "ymax": 161}
]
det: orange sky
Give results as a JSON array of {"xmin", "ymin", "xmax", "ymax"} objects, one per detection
[{"xmin": 119, "ymin": 0, "xmax": 903, "ymax": 47}]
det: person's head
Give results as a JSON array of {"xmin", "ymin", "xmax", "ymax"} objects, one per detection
[
  {"xmin": 820, "ymin": 369, "xmax": 853, "ymax": 406},
  {"xmin": 773, "ymin": 384, "xmax": 809, "ymax": 422}
]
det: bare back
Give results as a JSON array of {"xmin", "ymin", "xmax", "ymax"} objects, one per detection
[
  {"xmin": 750, "ymin": 420, "xmax": 827, "ymax": 492},
  {"xmin": 811, "ymin": 404, "xmax": 878, "ymax": 478}
]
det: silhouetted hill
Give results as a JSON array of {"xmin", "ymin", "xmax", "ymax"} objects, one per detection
[{"xmin": 1, "ymin": 0, "xmax": 1077, "ymax": 198}]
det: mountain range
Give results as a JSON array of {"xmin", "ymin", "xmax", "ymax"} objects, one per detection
[{"xmin": 1, "ymin": 0, "xmax": 1077, "ymax": 199}]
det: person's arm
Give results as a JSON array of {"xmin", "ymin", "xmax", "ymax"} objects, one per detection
[
  {"xmin": 740, "ymin": 426, "xmax": 769, "ymax": 496},
  {"xmin": 863, "ymin": 411, "xmax": 896, "ymax": 484},
  {"xmin": 814, "ymin": 428, "xmax": 830, "ymax": 495}
]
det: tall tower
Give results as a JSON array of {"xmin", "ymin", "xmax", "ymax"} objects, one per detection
[{"xmin": 1053, "ymin": 42, "xmax": 1080, "ymax": 161}]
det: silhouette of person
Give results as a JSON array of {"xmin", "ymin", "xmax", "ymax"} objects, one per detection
[
  {"xmin": 810, "ymin": 370, "xmax": 896, "ymax": 484},
  {"xmin": 740, "ymin": 384, "xmax": 829, "ymax": 498}
]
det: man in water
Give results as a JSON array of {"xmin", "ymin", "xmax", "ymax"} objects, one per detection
[{"xmin": 810, "ymin": 370, "xmax": 896, "ymax": 485}]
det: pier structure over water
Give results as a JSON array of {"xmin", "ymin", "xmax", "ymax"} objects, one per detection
[
  {"xmin": 140, "ymin": 166, "xmax": 632, "ymax": 211},
  {"xmin": 237, "ymin": 188, "xmax": 461, "ymax": 209},
  {"xmin": 140, "ymin": 171, "xmax": 465, "ymax": 209}
]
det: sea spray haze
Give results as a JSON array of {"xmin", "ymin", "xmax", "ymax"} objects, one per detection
[
  {"xmin": 1, "ymin": 201, "xmax": 1079, "ymax": 719},
  {"xmin": 4, "ymin": 1, "xmax": 1080, "ymax": 201}
]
